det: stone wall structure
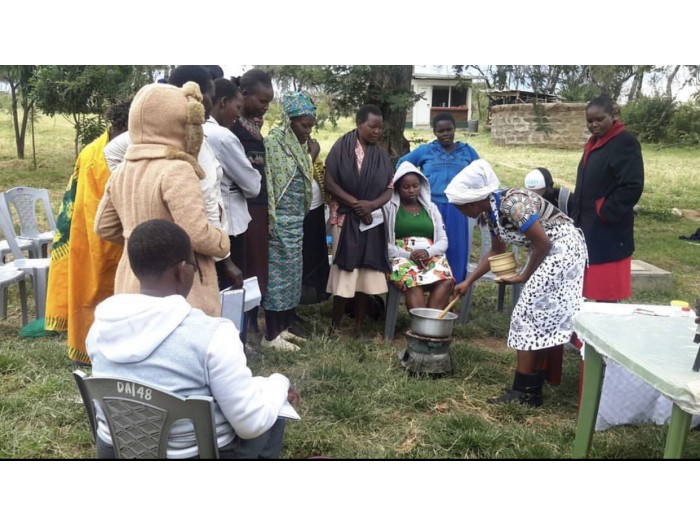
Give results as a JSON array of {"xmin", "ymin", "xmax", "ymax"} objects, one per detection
[{"xmin": 491, "ymin": 102, "xmax": 590, "ymax": 149}]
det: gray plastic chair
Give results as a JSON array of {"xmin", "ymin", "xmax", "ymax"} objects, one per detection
[
  {"xmin": 220, "ymin": 286, "xmax": 246, "ymax": 332},
  {"xmin": 458, "ymin": 218, "xmax": 523, "ymax": 323},
  {"xmin": 3, "ymin": 187, "xmax": 56, "ymax": 258},
  {"xmin": 0, "ymin": 198, "xmax": 50, "ymax": 320},
  {"xmin": 73, "ymin": 370, "xmax": 219, "ymax": 459},
  {"xmin": 0, "ymin": 265, "xmax": 29, "ymax": 326},
  {"xmin": 384, "ymin": 284, "xmax": 403, "ymax": 341},
  {"xmin": 0, "ymin": 237, "xmax": 34, "ymax": 263}
]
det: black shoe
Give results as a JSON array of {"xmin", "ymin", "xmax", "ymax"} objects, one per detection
[
  {"xmin": 489, "ymin": 388, "xmax": 543, "ymax": 407},
  {"xmin": 488, "ymin": 371, "xmax": 543, "ymax": 407},
  {"xmin": 487, "ymin": 388, "xmax": 528, "ymax": 405}
]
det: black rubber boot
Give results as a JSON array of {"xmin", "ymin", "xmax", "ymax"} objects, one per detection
[{"xmin": 487, "ymin": 371, "xmax": 543, "ymax": 407}]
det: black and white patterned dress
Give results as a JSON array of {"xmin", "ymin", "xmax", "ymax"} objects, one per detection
[{"xmin": 487, "ymin": 189, "xmax": 588, "ymax": 351}]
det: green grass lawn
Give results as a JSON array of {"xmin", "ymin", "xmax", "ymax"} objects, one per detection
[{"xmin": 1, "ymin": 110, "xmax": 699, "ymax": 459}]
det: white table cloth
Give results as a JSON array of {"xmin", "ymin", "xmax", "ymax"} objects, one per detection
[{"xmin": 576, "ymin": 302, "xmax": 700, "ymax": 431}]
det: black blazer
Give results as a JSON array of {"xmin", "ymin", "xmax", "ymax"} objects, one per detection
[{"xmin": 572, "ymin": 130, "xmax": 644, "ymax": 264}]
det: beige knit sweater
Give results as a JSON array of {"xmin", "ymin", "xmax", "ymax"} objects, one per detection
[{"xmin": 96, "ymin": 83, "xmax": 229, "ymax": 316}]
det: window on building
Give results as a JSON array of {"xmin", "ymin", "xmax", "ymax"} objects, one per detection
[
  {"xmin": 431, "ymin": 85, "xmax": 468, "ymax": 107},
  {"xmin": 451, "ymin": 86, "xmax": 467, "ymax": 107},
  {"xmin": 432, "ymin": 86, "xmax": 449, "ymax": 107}
]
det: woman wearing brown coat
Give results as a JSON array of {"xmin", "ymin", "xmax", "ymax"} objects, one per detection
[{"xmin": 96, "ymin": 82, "xmax": 229, "ymax": 316}]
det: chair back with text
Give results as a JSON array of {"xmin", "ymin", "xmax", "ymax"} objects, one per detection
[{"xmin": 73, "ymin": 370, "xmax": 219, "ymax": 459}]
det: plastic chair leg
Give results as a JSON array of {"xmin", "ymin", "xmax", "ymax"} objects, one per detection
[
  {"xmin": 21, "ymin": 241, "xmax": 42, "ymax": 259},
  {"xmin": 0, "ymin": 287, "xmax": 6, "ymax": 320},
  {"xmin": 18, "ymin": 278, "xmax": 28, "ymax": 326},
  {"xmin": 384, "ymin": 285, "xmax": 401, "ymax": 341},
  {"xmin": 458, "ymin": 282, "xmax": 475, "ymax": 324},
  {"xmin": 31, "ymin": 267, "xmax": 48, "ymax": 320},
  {"xmin": 497, "ymin": 284, "xmax": 506, "ymax": 312},
  {"xmin": 0, "ymin": 278, "xmax": 29, "ymax": 325}
]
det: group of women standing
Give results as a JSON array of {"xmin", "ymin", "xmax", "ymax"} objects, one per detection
[
  {"xmin": 208, "ymin": 71, "xmax": 329, "ymax": 352},
  {"xmin": 48, "ymin": 66, "xmax": 643, "ymax": 414},
  {"xmin": 328, "ymin": 96, "xmax": 643, "ymax": 408}
]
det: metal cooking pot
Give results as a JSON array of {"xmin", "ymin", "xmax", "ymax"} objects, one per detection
[{"xmin": 409, "ymin": 308, "xmax": 458, "ymax": 338}]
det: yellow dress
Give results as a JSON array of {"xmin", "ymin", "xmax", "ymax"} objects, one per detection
[{"xmin": 45, "ymin": 131, "xmax": 123, "ymax": 364}]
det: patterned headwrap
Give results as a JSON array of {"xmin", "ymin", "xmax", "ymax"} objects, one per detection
[
  {"xmin": 281, "ymin": 91, "xmax": 316, "ymax": 119},
  {"xmin": 445, "ymin": 159, "xmax": 501, "ymax": 205}
]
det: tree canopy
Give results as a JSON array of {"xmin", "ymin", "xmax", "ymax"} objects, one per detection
[
  {"xmin": 0, "ymin": 65, "xmax": 36, "ymax": 159},
  {"xmin": 259, "ymin": 65, "xmax": 417, "ymax": 162},
  {"xmin": 456, "ymin": 65, "xmax": 699, "ymax": 102},
  {"xmin": 31, "ymin": 65, "xmax": 163, "ymax": 154}
]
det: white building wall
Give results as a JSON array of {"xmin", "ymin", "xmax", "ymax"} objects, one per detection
[
  {"xmin": 411, "ymin": 78, "xmax": 473, "ymax": 129},
  {"xmin": 412, "ymin": 80, "xmax": 433, "ymax": 128}
]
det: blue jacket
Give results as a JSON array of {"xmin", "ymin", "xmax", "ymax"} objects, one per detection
[{"xmin": 397, "ymin": 140, "xmax": 479, "ymax": 204}]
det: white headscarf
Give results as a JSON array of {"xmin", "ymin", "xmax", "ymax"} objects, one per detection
[{"xmin": 445, "ymin": 159, "xmax": 501, "ymax": 205}]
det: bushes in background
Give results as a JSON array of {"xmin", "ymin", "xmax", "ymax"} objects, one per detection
[
  {"xmin": 621, "ymin": 95, "xmax": 700, "ymax": 145},
  {"xmin": 666, "ymin": 102, "xmax": 700, "ymax": 145}
]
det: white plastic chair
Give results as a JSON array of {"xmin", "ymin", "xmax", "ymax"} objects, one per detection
[
  {"xmin": 73, "ymin": 370, "xmax": 219, "ymax": 459},
  {"xmin": 0, "ymin": 198, "xmax": 51, "ymax": 320},
  {"xmin": 220, "ymin": 287, "xmax": 246, "ymax": 332},
  {"xmin": 458, "ymin": 218, "xmax": 523, "ymax": 323},
  {"xmin": 0, "ymin": 237, "xmax": 34, "ymax": 264},
  {"xmin": 0, "ymin": 265, "xmax": 29, "ymax": 326},
  {"xmin": 3, "ymin": 187, "xmax": 57, "ymax": 258}
]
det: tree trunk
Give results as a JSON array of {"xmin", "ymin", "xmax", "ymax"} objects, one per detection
[
  {"xmin": 627, "ymin": 67, "xmax": 646, "ymax": 102},
  {"xmin": 31, "ymin": 105, "xmax": 36, "ymax": 170},
  {"xmin": 73, "ymin": 114, "xmax": 81, "ymax": 158},
  {"xmin": 368, "ymin": 66, "xmax": 412, "ymax": 164},
  {"xmin": 9, "ymin": 82, "xmax": 25, "ymax": 159},
  {"xmin": 665, "ymin": 65, "xmax": 681, "ymax": 99},
  {"xmin": 545, "ymin": 66, "xmax": 562, "ymax": 94},
  {"xmin": 379, "ymin": 102, "xmax": 410, "ymax": 165},
  {"xmin": 19, "ymin": 99, "xmax": 31, "ymax": 160}
]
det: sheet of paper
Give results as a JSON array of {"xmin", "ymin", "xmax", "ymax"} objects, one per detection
[
  {"xmin": 278, "ymin": 400, "xmax": 301, "ymax": 420},
  {"xmin": 359, "ymin": 209, "xmax": 384, "ymax": 232}
]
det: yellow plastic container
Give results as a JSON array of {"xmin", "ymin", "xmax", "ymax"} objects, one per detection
[{"xmin": 670, "ymin": 300, "xmax": 690, "ymax": 308}]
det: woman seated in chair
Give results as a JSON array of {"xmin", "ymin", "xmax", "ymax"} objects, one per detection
[{"xmin": 384, "ymin": 161, "xmax": 455, "ymax": 311}]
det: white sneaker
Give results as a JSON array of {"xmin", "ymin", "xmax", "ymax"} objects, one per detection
[
  {"xmin": 280, "ymin": 329, "xmax": 307, "ymax": 343},
  {"xmin": 261, "ymin": 335, "xmax": 300, "ymax": 352}
]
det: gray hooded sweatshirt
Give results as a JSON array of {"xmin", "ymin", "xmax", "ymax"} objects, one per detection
[
  {"xmin": 383, "ymin": 161, "xmax": 449, "ymax": 260},
  {"xmin": 86, "ymin": 293, "xmax": 289, "ymax": 459}
]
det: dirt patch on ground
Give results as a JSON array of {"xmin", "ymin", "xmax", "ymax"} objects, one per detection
[
  {"xmin": 682, "ymin": 209, "xmax": 700, "ymax": 221},
  {"xmin": 472, "ymin": 337, "xmax": 509, "ymax": 353}
]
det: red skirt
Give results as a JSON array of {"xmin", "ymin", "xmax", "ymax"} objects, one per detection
[{"xmin": 583, "ymin": 257, "xmax": 631, "ymax": 301}]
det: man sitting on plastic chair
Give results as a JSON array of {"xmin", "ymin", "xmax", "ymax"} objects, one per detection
[{"xmin": 86, "ymin": 219, "xmax": 299, "ymax": 459}]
